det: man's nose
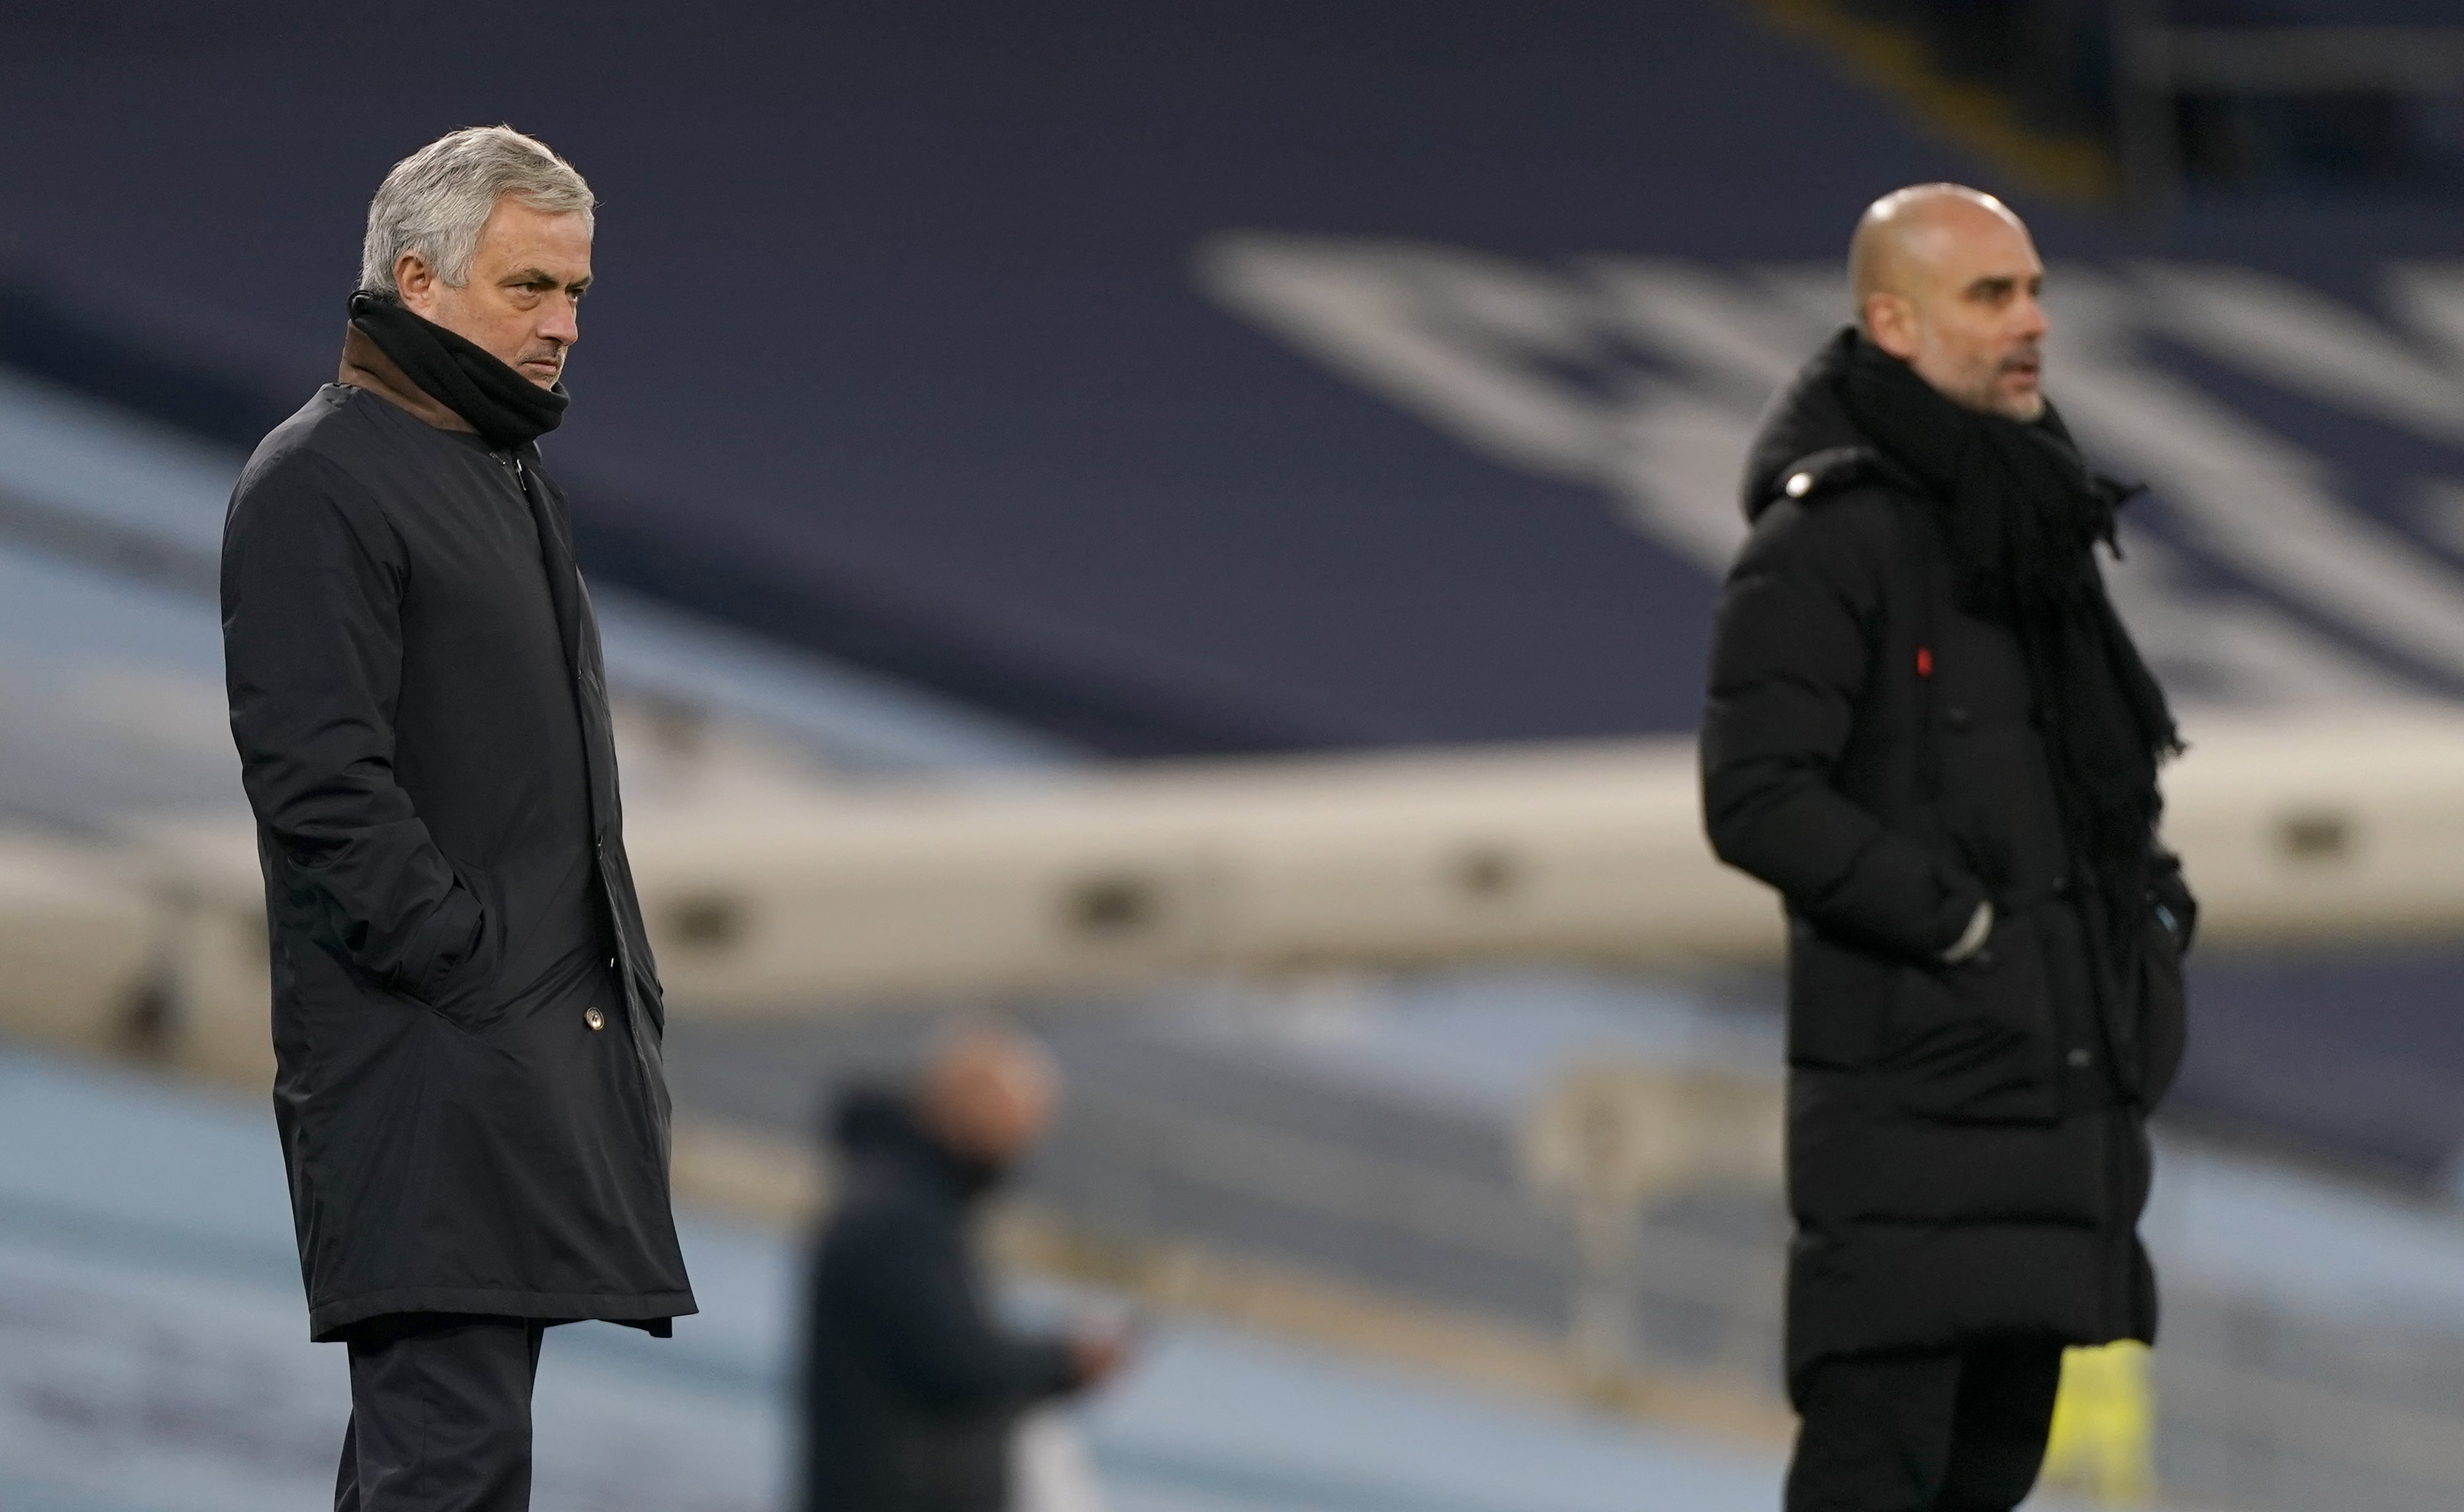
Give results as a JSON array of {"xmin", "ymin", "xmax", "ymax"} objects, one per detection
[
  {"xmin": 2015, "ymin": 291, "xmax": 2049, "ymax": 341},
  {"xmin": 540, "ymin": 295, "xmax": 580, "ymax": 348}
]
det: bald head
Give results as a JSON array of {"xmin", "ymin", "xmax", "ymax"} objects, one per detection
[
  {"xmin": 918, "ymin": 1020, "xmax": 1059, "ymax": 1169},
  {"xmin": 1850, "ymin": 184, "xmax": 2024, "ymax": 314},
  {"xmin": 1849, "ymin": 184, "xmax": 2050, "ymax": 420}
]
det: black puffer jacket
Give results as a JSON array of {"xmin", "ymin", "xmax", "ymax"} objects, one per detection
[
  {"xmin": 1701, "ymin": 331, "xmax": 2189, "ymax": 1394},
  {"xmin": 800, "ymin": 1089, "xmax": 1082, "ymax": 1512}
]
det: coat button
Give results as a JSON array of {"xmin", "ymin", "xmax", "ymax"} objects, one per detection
[
  {"xmin": 2051, "ymin": 874, "xmax": 2071, "ymax": 897},
  {"xmin": 584, "ymin": 1007, "xmax": 606, "ymax": 1031},
  {"xmin": 2067, "ymin": 1047, "xmax": 2091, "ymax": 1069},
  {"xmin": 1945, "ymin": 706, "xmax": 1970, "ymax": 729}
]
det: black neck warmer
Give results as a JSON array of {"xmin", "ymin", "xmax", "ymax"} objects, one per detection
[
  {"xmin": 347, "ymin": 292, "xmax": 568, "ymax": 451},
  {"xmin": 1838, "ymin": 333, "xmax": 2180, "ymax": 949}
]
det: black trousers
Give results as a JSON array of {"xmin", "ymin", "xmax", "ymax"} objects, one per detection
[
  {"xmin": 1784, "ymin": 1338, "xmax": 2065, "ymax": 1512},
  {"xmin": 335, "ymin": 1313, "xmax": 549, "ymax": 1512}
]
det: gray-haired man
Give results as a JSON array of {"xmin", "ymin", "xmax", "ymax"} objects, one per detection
[{"xmin": 221, "ymin": 126, "xmax": 693, "ymax": 1511}]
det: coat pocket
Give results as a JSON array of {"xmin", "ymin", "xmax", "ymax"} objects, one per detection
[
  {"xmin": 2126, "ymin": 913, "xmax": 2188, "ymax": 1108},
  {"xmin": 1883, "ymin": 908, "xmax": 2059, "ymax": 1122},
  {"xmin": 417, "ymin": 870, "xmax": 512, "ymax": 1035},
  {"xmin": 1785, "ymin": 920, "xmax": 1892, "ymax": 1070}
]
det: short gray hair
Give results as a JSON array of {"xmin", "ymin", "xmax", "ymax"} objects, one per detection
[{"xmin": 358, "ymin": 126, "xmax": 594, "ymax": 300}]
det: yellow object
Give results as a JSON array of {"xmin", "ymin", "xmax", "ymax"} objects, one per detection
[{"xmin": 2040, "ymin": 1342, "xmax": 2156, "ymax": 1506}]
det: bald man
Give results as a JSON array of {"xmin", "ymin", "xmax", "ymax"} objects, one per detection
[
  {"xmin": 1700, "ymin": 185, "xmax": 2194, "ymax": 1511},
  {"xmin": 799, "ymin": 1024, "xmax": 1127, "ymax": 1512}
]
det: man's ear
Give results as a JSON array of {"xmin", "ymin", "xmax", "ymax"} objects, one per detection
[
  {"xmin": 1863, "ymin": 291, "xmax": 1921, "ymax": 360},
  {"xmin": 394, "ymin": 252, "xmax": 438, "ymax": 317}
]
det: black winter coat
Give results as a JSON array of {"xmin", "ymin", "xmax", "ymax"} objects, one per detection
[
  {"xmin": 223, "ymin": 368, "xmax": 693, "ymax": 1341},
  {"xmin": 1701, "ymin": 334, "xmax": 2188, "ymax": 1393},
  {"xmin": 801, "ymin": 1092, "xmax": 1081, "ymax": 1512}
]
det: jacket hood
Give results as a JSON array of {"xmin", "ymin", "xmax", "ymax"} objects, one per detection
[
  {"xmin": 1740, "ymin": 326, "xmax": 1871, "ymax": 523},
  {"xmin": 828, "ymin": 1082, "xmax": 1008, "ymax": 1200},
  {"xmin": 832, "ymin": 1083, "xmax": 928, "ymax": 1156}
]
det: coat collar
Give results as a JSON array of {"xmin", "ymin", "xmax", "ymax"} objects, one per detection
[{"xmin": 338, "ymin": 323, "xmax": 475, "ymax": 436}]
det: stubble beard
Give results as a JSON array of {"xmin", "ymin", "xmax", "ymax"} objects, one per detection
[{"xmin": 1962, "ymin": 355, "xmax": 2045, "ymax": 423}]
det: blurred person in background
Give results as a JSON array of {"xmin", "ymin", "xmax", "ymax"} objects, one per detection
[
  {"xmin": 1700, "ymin": 184, "xmax": 2194, "ymax": 1512},
  {"xmin": 221, "ymin": 126, "xmax": 693, "ymax": 1511},
  {"xmin": 802, "ymin": 1022, "xmax": 1130, "ymax": 1512}
]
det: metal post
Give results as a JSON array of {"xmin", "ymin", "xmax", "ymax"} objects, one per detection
[{"xmin": 1570, "ymin": 1191, "xmax": 1641, "ymax": 1385}]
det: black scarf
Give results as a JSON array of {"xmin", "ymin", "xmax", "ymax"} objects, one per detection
[
  {"xmin": 347, "ymin": 292, "xmax": 568, "ymax": 450},
  {"xmin": 1838, "ymin": 333, "xmax": 2179, "ymax": 948}
]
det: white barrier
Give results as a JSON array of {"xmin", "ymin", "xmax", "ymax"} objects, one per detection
[
  {"xmin": 9, "ymin": 709, "xmax": 2464, "ymax": 1055},
  {"xmin": 620, "ymin": 709, "xmax": 2464, "ymax": 1010},
  {"xmin": 0, "ymin": 834, "xmax": 155, "ymax": 1050},
  {"xmin": 620, "ymin": 739, "xmax": 1774, "ymax": 1010}
]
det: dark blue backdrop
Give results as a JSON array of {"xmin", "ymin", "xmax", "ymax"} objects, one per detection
[{"xmin": 6, "ymin": 0, "xmax": 2379, "ymax": 752}]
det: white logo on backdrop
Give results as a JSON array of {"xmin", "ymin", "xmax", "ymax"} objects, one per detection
[{"xmin": 1198, "ymin": 233, "xmax": 2464, "ymax": 713}]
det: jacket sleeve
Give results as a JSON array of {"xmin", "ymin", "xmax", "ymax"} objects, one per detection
[
  {"xmin": 1699, "ymin": 497, "xmax": 1984, "ymax": 958},
  {"xmin": 221, "ymin": 451, "xmax": 486, "ymax": 1002},
  {"xmin": 842, "ymin": 1200, "xmax": 1081, "ymax": 1412}
]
